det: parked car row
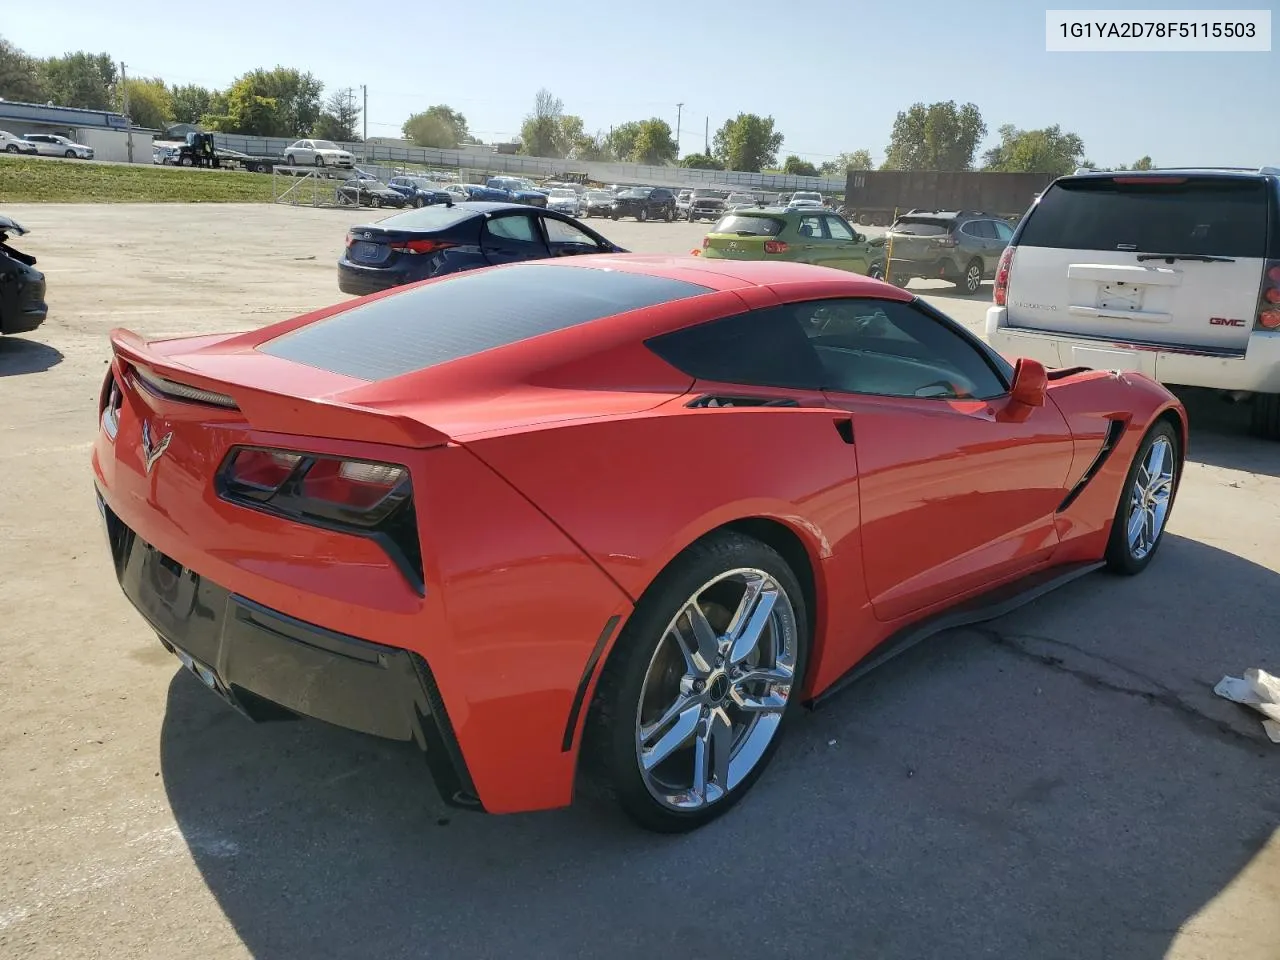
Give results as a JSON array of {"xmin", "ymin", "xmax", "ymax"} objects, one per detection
[{"xmin": 1, "ymin": 130, "xmax": 94, "ymax": 159}]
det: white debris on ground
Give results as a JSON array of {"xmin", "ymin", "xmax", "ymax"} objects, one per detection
[{"xmin": 1214, "ymin": 669, "xmax": 1280, "ymax": 743}]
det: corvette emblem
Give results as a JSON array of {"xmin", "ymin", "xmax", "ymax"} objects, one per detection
[{"xmin": 141, "ymin": 421, "xmax": 172, "ymax": 475}]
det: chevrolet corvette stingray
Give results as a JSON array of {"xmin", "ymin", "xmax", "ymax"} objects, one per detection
[{"xmin": 92, "ymin": 256, "xmax": 1186, "ymax": 832}]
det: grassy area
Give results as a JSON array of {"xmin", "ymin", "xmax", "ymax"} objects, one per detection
[{"xmin": 0, "ymin": 156, "xmax": 278, "ymax": 203}]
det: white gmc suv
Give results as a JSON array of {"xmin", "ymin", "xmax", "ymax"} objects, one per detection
[{"xmin": 986, "ymin": 167, "xmax": 1280, "ymax": 439}]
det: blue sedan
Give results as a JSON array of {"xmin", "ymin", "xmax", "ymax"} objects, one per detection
[
  {"xmin": 386, "ymin": 175, "xmax": 453, "ymax": 208},
  {"xmin": 337, "ymin": 201, "xmax": 628, "ymax": 296}
]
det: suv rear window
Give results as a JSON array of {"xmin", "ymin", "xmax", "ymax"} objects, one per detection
[
  {"xmin": 260, "ymin": 264, "xmax": 711, "ymax": 381},
  {"xmin": 1019, "ymin": 176, "xmax": 1269, "ymax": 259},
  {"xmin": 891, "ymin": 218, "xmax": 951, "ymax": 237},
  {"xmin": 711, "ymin": 215, "xmax": 784, "ymax": 237}
]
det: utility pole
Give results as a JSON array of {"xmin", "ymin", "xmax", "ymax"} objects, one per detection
[
  {"xmin": 704, "ymin": 116, "xmax": 709, "ymax": 154},
  {"xmin": 119, "ymin": 61, "xmax": 133, "ymax": 163},
  {"xmin": 361, "ymin": 85, "xmax": 368, "ymax": 161},
  {"xmin": 675, "ymin": 103, "xmax": 683, "ymax": 158}
]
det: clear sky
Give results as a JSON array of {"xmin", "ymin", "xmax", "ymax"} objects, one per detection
[{"xmin": 5, "ymin": 0, "xmax": 1277, "ymax": 167}]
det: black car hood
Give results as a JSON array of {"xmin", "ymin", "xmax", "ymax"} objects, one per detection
[{"xmin": 0, "ymin": 215, "xmax": 28, "ymax": 236}]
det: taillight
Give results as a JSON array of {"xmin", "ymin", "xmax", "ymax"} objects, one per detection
[
  {"xmin": 99, "ymin": 370, "xmax": 122, "ymax": 440},
  {"xmin": 994, "ymin": 246, "xmax": 1015, "ymax": 307},
  {"xmin": 936, "ymin": 235, "xmax": 957, "ymax": 247},
  {"xmin": 218, "ymin": 446, "xmax": 422, "ymax": 589},
  {"xmin": 1258, "ymin": 260, "xmax": 1280, "ymax": 330},
  {"xmin": 389, "ymin": 238, "xmax": 456, "ymax": 255},
  {"xmin": 764, "ymin": 240, "xmax": 789, "ymax": 254}
]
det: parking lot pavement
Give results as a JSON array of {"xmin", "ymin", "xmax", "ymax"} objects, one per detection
[{"xmin": 1, "ymin": 204, "xmax": 1277, "ymax": 960}]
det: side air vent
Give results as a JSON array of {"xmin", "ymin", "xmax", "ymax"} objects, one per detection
[
  {"xmin": 686, "ymin": 395, "xmax": 801, "ymax": 408},
  {"xmin": 1057, "ymin": 418, "xmax": 1126, "ymax": 512}
]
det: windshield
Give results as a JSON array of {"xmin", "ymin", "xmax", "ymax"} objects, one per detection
[
  {"xmin": 549, "ymin": 189, "xmax": 577, "ymax": 198},
  {"xmin": 622, "ymin": 188, "xmax": 654, "ymax": 198},
  {"xmin": 587, "ymin": 191, "xmax": 612, "ymax": 200},
  {"xmin": 792, "ymin": 192, "xmax": 822, "ymax": 202},
  {"xmin": 728, "ymin": 195, "xmax": 756, "ymax": 204},
  {"xmin": 312, "ymin": 140, "xmax": 340, "ymax": 151},
  {"xmin": 711, "ymin": 215, "xmax": 784, "ymax": 237}
]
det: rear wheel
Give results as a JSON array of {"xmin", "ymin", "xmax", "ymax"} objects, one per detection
[
  {"xmin": 4, "ymin": 145, "xmax": 17, "ymax": 154},
  {"xmin": 585, "ymin": 532, "xmax": 809, "ymax": 832},
  {"xmin": 1104, "ymin": 421, "xmax": 1180, "ymax": 575},
  {"xmin": 1250, "ymin": 393, "xmax": 1280, "ymax": 440},
  {"xmin": 180, "ymin": 156, "xmax": 193, "ymax": 167},
  {"xmin": 868, "ymin": 262, "xmax": 884, "ymax": 280},
  {"xmin": 413, "ymin": 196, "xmax": 424, "ymax": 208},
  {"xmin": 638, "ymin": 208, "xmax": 648, "ymax": 222},
  {"xmin": 315, "ymin": 156, "xmax": 325, "ymax": 167},
  {"xmin": 957, "ymin": 258, "xmax": 983, "ymax": 294},
  {"xmin": 368, "ymin": 195, "xmax": 381, "ymax": 208}
]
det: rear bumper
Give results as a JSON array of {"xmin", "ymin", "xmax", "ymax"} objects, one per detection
[
  {"xmin": 986, "ymin": 307, "xmax": 1280, "ymax": 393},
  {"xmin": 98, "ymin": 489, "xmax": 482, "ymax": 809},
  {"xmin": 887, "ymin": 255, "xmax": 962, "ymax": 280},
  {"xmin": 1, "ymin": 275, "xmax": 48, "ymax": 334},
  {"xmin": 337, "ymin": 259, "xmax": 408, "ymax": 296}
]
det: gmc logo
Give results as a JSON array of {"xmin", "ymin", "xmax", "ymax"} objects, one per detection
[{"xmin": 1209, "ymin": 317, "xmax": 1245, "ymax": 327}]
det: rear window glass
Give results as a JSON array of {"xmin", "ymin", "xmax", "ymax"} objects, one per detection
[
  {"xmin": 891, "ymin": 219, "xmax": 951, "ymax": 237},
  {"xmin": 711, "ymin": 215, "xmax": 784, "ymax": 237},
  {"xmin": 1019, "ymin": 177, "xmax": 1269, "ymax": 258},
  {"xmin": 370, "ymin": 205, "xmax": 475, "ymax": 230},
  {"xmin": 259, "ymin": 264, "xmax": 712, "ymax": 381}
]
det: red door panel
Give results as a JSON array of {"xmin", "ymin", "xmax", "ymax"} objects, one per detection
[{"xmin": 824, "ymin": 392, "xmax": 1075, "ymax": 621}]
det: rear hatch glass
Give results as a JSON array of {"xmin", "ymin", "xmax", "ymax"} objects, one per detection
[
  {"xmin": 1019, "ymin": 177, "xmax": 1268, "ymax": 257},
  {"xmin": 1007, "ymin": 176, "xmax": 1270, "ymax": 351},
  {"xmin": 889, "ymin": 217, "xmax": 953, "ymax": 260},
  {"xmin": 709, "ymin": 215, "xmax": 784, "ymax": 237}
]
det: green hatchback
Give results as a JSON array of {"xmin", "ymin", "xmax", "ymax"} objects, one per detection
[{"xmin": 700, "ymin": 208, "xmax": 884, "ymax": 277}]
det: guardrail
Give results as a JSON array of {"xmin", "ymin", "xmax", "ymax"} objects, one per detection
[{"xmin": 209, "ymin": 133, "xmax": 845, "ymax": 193}]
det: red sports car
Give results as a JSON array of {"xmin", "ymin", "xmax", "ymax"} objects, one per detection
[{"xmin": 93, "ymin": 256, "xmax": 1186, "ymax": 832}]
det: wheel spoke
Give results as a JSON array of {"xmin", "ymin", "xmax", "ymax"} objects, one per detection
[
  {"xmin": 709, "ymin": 707, "xmax": 732, "ymax": 795},
  {"xmin": 682, "ymin": 602, "xmax": 720, "ymax": 675},
  {"xmin": 1126, "ymin": 500, "xmax": 1146, "ymax": 549},
  {"xmin": 691, "ymin": 708, "xmax": 732, "ymax": 803},
  {"xmin": 1146, "ymin": 439, "xmax": 1167, "ymax": 479},
  {"xmin": 727, "ymin": 584, "xmax": 778, "ymax": 665},
  {"xmin": 640, "ymin": 703, "xmax": 701, "ymax": 771},
  {"xmin": 639, "ymin": 694, "xmax": 694, "ymax": 748}
]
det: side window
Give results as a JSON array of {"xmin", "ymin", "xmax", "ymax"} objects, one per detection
[
  {"xmin": 797, "ymin": 216, "xmax": 824, "ymax": 238},
  {"xmin": 993, "ymin": 220, "xmax": 1015, "ymax": 242},
  {"xmin": 543, "ymin": 217, "xmax": 602, "ymax": 247},
  {"xmin": 485, "ymin": 215, "xmax": 539, "ymax": 243},
  {"xmin": 646, "ymin": 307, "xmax": 826, "ymax": 390},
  {"xmin": 959, "ymin": 221, "xmax": 984, "ymax": 239},
  {"xmin": 974, "ymin": 220, "xmax": 998, "ymax": 239},
  {"xmin": 823, "ymin": 217, "xmax": 855, "ymax": 241},
  {"xmin": 795, "ymin": 298, "xmax": 1008, "ymax": 400}
]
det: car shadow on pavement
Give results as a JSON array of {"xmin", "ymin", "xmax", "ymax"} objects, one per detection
[
  {"xmin": 1175, "ymin": 387, "xmax": 1280, "ymax": 477},
  {"xmin": 160, "ymin": 534, "xmax": 1280, "ymax": 960},
  {"xmin": 0, "ymin": 336, "xmax": 62, "ymax": 376}
]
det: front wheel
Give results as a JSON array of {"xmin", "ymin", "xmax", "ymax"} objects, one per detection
[
  {"xmin": 868, "ymin": 263, "xmax": 884, "ymax": 280},
  {"xmin": 1104, "ymin": 420, "xmax": 1180, "ymax": 575},
  {"xmin": 315, "ymin": 156, "xmax": 325, "ymax": 167},
  {"xmin": 368, "ymin": 195, "xmax": 381, "ymax": 208},
  {"xmin": 64, "ymin": 149, "xmax": 77, "ymax": 158},
  {"xmin": 584, "ymin": 531, "xmax": 809, "ymax": 832},
  {"xmin": 4, "ymin": 145, "xmax": 17, "ymax": 154},
  {"xmin": 413, "ymin": 196, "xmax": 424, "ymax": 208},
  {"xmin": 285, "ymin": 154, "xmax": 296, "ymax": 166},
  {"xmin": 638, "ymin": 208, "xmax": 648, "ymax": 222}
]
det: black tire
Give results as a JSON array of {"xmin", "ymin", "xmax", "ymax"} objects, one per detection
[
  {"xmin": 956, "ymin": 258, "xmax": 983, "ymax": 294},
  {"xmin": 315, "ymin": 155, "xmax": 325, "ymax": 167},
  {"xmin": 369, "ymin": 195, "xmax": 381, "ymax": 208},
  {"xmin": 64, "ymin": 149, "xmax": 77, "ymax": 158},
  {"xmin": 286, "ymin": 154, "xmax": 296, "ymax": 166},
  {"xmin": 180, "ymin": 156, "xmax": 193, "ymax": 167},
  {"xmin": 611, "ymin": 212, "xmax": 620, "ymax": 220},
  {"xmin": 4, "ymin": 145, "xmax": 17, "ymax": 154},
  {"xmin": 1250, "ymin": 393, "xmax": 1280, "ymax": 440},
  {"xmin": 868, "ymin": 262, "xmax": 884, "ymax": 280},
  {"xmin": 413, "ymin": 196, "xmax": 424, "ymax": 208},
  {"xmin": 638, "ymin": 208, "xmax": 648, "ymax": 222},
  {"xmin": 584, "ymin": 531, "xmax": 810, "ymax": 833},
  {"xmin": 1104, "ymin": 420, "xmax": 1181, "ymax": 575}
]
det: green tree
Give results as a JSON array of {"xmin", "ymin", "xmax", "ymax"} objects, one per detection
[
  {"xmin": 819, "ymin": 149, "xmax": 873, "ymax": 175},
  {"xmin": 403, "ymin": 111, "xmax": 458, "ymax": 148},
  {"xmin": 681, "ymin": 151, "xmax": 722, "ymax": 170},
  {"xmin": 883, "ymin": 100, "xmax": 986, "ymax": 171},
  {"xmin": 712, "ymin": 113, "xmax": 784, "ymax": 172},
  {"xmin": 119, "ymin": 77, "xmax": 172, "ymax": 131},
  {"xmin": 0, "ymin": 37, "xmax": 46, "ymax": 103},
  {"xmin": 1131, "ymin": 155, "xmax": 1155, "ymax": 170},
  {"xmin": 37, "ymin": 51, "xmax": 116, "ymax": 110},
  {"xmin": 572, "ymin": 130, "xmax": 613, "ymax": 162},
  {"xmin": 201, "ymin": 76, "xmax": 282, "ymax": 136},
  {"xmin": 607, "ymin": 121, "xmax": 642, "ymax": 161},
  {"xmin": 519, "ymin": 88, "xmax": 566, "ymax": 158},
  {"xmin": 628, "ymin": 118, "xmax": 678, "ymax": 165},
  {"xmin": 314, "ymin": 87, "xmax": 361, "ymax": 142},
  {"xmin": 170, "ymin": 84, "xmax": 215, "ymax": 125},
  {"xmin": 408, "ymin": 104, "xmax": 469, "ymax": 145},
  {"xmin": 981, "ymin": 123, "xmax": 1086, "ymax": 177},
  {"xmin": 782, "ymin": 155, "xmax": 819, "ymax": 176}
]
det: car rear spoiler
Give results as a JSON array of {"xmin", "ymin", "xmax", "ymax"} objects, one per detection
[{"xmin": 109, "ymin": 328, "xmax": 451, "ymax": 449}]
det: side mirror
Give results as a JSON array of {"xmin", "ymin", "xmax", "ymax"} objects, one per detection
[{"xmin": 1009, "ymin": 358, "xmax": 1047, "ymax": 407}]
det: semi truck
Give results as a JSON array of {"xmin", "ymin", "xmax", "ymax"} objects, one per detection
[{"xmin": 842, "ymin": 170, "xmax": 1055, "ymax": 226}]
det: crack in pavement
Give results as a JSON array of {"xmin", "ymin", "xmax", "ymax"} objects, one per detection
[{"xmin": 974, "ymin": 627, "xmax": 1270, "ymax": 754}]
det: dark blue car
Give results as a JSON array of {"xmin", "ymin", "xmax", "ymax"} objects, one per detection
[
  {"xmin": 386, "ymin": 175, "xmax": 453, "ymax": 208},
  {"xmin": 337, "ymin": 201, "xmax": 627, "ymax": 296}
]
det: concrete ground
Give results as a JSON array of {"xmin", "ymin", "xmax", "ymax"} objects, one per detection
[{"xmin": 1, "ymin": 204, "xmax": 1277, "ymax": 960}]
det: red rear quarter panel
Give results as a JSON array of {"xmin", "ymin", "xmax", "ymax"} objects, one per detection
[{"xmin": 465, "ymin": 404, "xmax": 881, "ymax": 699}]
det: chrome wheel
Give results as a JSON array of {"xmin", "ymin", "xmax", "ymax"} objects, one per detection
[
  {"xmin": 964, "ymin": 261, "xmax": 982, "ymax": 293},
  {"xmin": 635, "ymin": 568, "xmax": 798, "ymax": 811},
  {"xmin": 1126, "ymin": 436, "xmax": 1175, "ymax": 560}
]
